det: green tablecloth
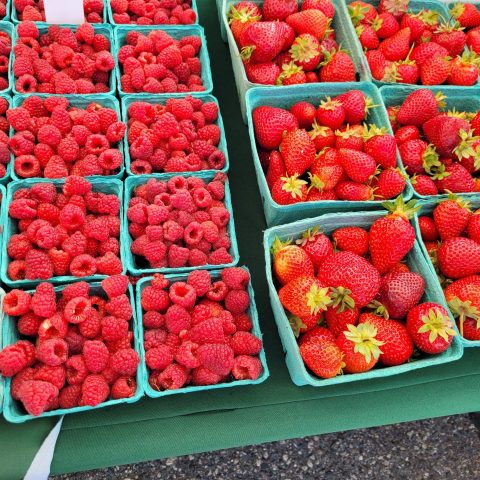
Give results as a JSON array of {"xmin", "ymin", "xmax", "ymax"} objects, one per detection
[{"xmin": 1, "ymin": 2, "xmax": 480, "ymax": 478}]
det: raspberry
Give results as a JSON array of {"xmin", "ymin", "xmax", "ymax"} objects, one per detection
[
  {"xmin": 105, "ymin": 294, "xmax": 133, "ymax": 320},
  {"xmin": 188, "ymin": 249, "xmax": 208, "ymax": 267},
  {"xmin": 143, "ymin": 311, "xmax": 165, "ymax": 329},
  {"xmin": 64, "ymin": 326, "xmax": 85, "ymax": 355},
  {"xmin": 141, "ymin": 285, "xmax": 170, "ymax": 312},
  {"xmin": 83, "ymin": 340, "xmax": 110, "ymax": 374},
  {"xmin": 0, "ymin": 343, "xmax": 29, "ymax": 376},
  {"xmin": 233, "ymin": 313, "xmax": 253, "ymax": 332},
  {"xmin": 9, "ymin": 198, "xmax": 37, "ymax": 219},
  {"xmin": 230, "ymin": 331, "xmax": 262, "ymax": 356},
  {"xmin": 110, "ymin": 348, "xmax": 140, "ymax": 375},
  {"xmin": 18, "ymin": 21, "xmax": 39, "ymax": 39},
  {"xmin": 101, "ymin": 274, "xmax": 129, "ymax": 299},
  {"xmin": 167, "ymin": 244, "xmax": 189, "ymax": 268},
  {"xmin": 165, "ymin": 304, "xmax": 191, "ymax": 334},
  {"xmin": 145, "ymin": 345, "xmax": 174, "ymax": 370},
  {"xmin": 232, "ymin": 355, "xmax": 262, "ymax": 380},
  {"xmin": 169, "ymin": 282, "xmax": 196, "ymax": 310},
  {"xmin": 206, "ymin": 281, "xmax": 228, "ymax": 302},
  {"xmin": 18, "ymin": 380, "xmax": 59, "ymax": 416},
  {"xmin": 3, "ymin": 289, "xmax": 31, "ymax": 316},
  {"xmin": 80, "ymin": 374, "xmax": 109, "ymax": 407},
  {"xmin": 79, "ymin": 311, "xmax": 102, "ymax": 339},
  {"xmin": 224, "ymin": 290, "xmax": 250, "ymax": 315},
  {"xmin": 201, "ymin": 102, "xmax": 219, "ymax": 123},
  {"xmin": 111, "ymin": 376, "xmax": 137, "ymax": 399},
  {"xmin": 61, "ymin": 281, "xmax": 90, "ymax": 301},
  {"xmin": 18, "ymin": 312, "xmax": 43, "ymax": 336},
  {"xmin": 33, "ymin": 364, "xmax": 66, "ymax": 390},
  {"xmin": 59, "ymin": 384, "xmax": 82, "ymax": 409},
  {"xmin": 191, "ymin": 366, "xmax": 222, "ymax": 386},
  {"xmin": 31, "ymin": 282, "xmax": 57, "ymax": 318},
  {"xmin": 63, "ymin": 297, "xmax": 91, "ymax": 324},
  {"xmin": 36, "ymin": 338, "xmax": 69, "ymax": 366},
  {"xmin": 144, "ymin": 329, "xmax": 168, "ymax": 350},
  {"xmin": 11, "ymin": 368, "xmax": 36, "ymax": 401},
  {"xmin": 101, "ymin": 316, "xmax": 129, "ymax": 342},
  {"xmin": 187, "ymin": 270, "xmax": 212, "ymax": 297},
  {"xmin": 158, "ymin": 363, "xmax": 188, "ymax": 390},
  {"xmin": 8, "ymin": 260, "xmax": 27, "ymax": 281},
  {"xmin": 63, "ymin": 175, "xmax": 92, "ymax": 196},
  {"xmin": 184, "ymin": 222, "xmax": 203, "ymax": 245},
  {"xmin": 190, "ymin": 318, "xmax": 226, "ymax": 345},
  {"xmin": 96, "ymin": 252, "xmax": 123, "ymax": 275},
  {"xmin": 209, "ymin": 247, "xmax": 233, "ymax": 266},
  {"xmin": 222, "ymin": 268, "xmax": 250, "ymax": 291},
  {"xmin": 197, "ymin": 344, "xmax": 234, "ymax": 376}
]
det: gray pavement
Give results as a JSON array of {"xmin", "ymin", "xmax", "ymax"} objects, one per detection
[{"xmin": 52, "ymin": 414, "xmax": 480, "ymax": 479}]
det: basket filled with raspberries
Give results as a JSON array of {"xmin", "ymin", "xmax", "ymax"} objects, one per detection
[
  {"xmin": 414, "ymin": 195, "xmax": 480, "ymax": 346},
  {"xmin": 224, "ymin": 0, "xmax": 367, "ymax": 120},
  {"xmin": 345, "ymin": 0, "xmax": 480, "ymax": 86},
  {"xmin": 122, "ymin": 95, "xmax": 228, "ymax": 175},
  {"xmin": 0, "ymin": 276, "xmax": 143, "ymax": 422},
  {"xmin": 124, "ymin": 172, "xmax": 239, "ymax": 275},
  {"xmin": 0, "ymin": 22, "xmax": 11, "ymax": 94},
  {"xmin": 8, "ymin": 95, "xmax": 126, "ymax": 180},
  {"xmin": 108, "ymin": 0, "xmax": 198, "ymax": 25},
  {"xmin": 12, "ymin": 22, "xmax": 115, "ymax": 95},
  {"xmin": 137, "ymin": 268, "xmax": 268, "ymax": 396},
  {"xmin": 115, "ymin": 25, "xmax": 211, "ymax": 95},
  {"xmin": 1, "ymin": 176, "xmax": 125, "ymax": 287},
  {"xmin": 383, "ymin": 86, "xmax": 480, "ymax": 197},
  {"xmin": 13, "ymin": 0, "xmax": 106, "ymax": 22},
  {"xmin": 246, "ymin": 82, "xmax": 413, "ymax": 226},
  {"xmin": 0, "ymin": 94, "xmax": 12, "ymax": 182},
  {"xmin": 264, "ymin": 198, "xmax": 463, "ymax": 386}
]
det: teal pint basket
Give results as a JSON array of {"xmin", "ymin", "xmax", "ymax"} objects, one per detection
[
  {"xmin": 114, "ymin": 25, "xmax": 213, "ymax": 97},
  {"xmin": 121, "ymin": 94, "xmax": 229, "ymax": 175},
  {"xmin": 245, "ymin": 82, "xmax": 414, "ymax": 226},
  {"xmin": 12, "ymin": 23, "xmax": 116, "ymax": 96},
  {"xmin": 381, "ymin": 85, "xmax": 480, "ymax": 200},
  {"xmin": 264, "ymin": 211, "xmax": 464, "ymax": 387},
  {"xmin": 123, "ymin": 172, "xmax": 240, "ymax": 275},
  {"xmin": 11, "ymin": 94, "xmax": 125, "ymax": 181},
  {"xmin": 2, "ymin": 282, "xmax": 145, "ymax": 423},
  {"xmin": 0, "ymin": 93, "xmax": 12, "ymax": 184},
  {"xmin": 136, "ymin": 268, "xmax": 269, "ymax": 398},
  {"xmin": 107, "ymin": 0, "xmax": 199, "ymax": 25},
  {"xmin": 217, "ymin": 0, "xmax": 227, "ymax": 42},
  {"xmin": 1, "ymin": 177, "xmax": 126, "ymax": 288},
  {"xmin": 2, "ymin": 0, "xmax": 10, "ymax": 21},
  {"xmin": 413, "ymin": 197, "xmax": 480, "ymax": 348},
  {"xmin": 223, "ymin": 0, "xmax": 370, "ymax": 122},
  {"xmin": 0, "ymin": 22, "xmax": 13, "ymax": 95}
]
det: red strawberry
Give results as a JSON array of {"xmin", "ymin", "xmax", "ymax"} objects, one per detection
[
  {"xmin": 406, "ymin": 302, "xmax": 455, "ymax": 354},
  {"xmin": 356, "ymin": 24, "xmax": 379, "ymax": 49},
  {"xmin": 396, "ymin": 89, "xmax": 443, "ymax": 126},
  {"xmin": 418, "ymin": 216, "xmax": 438, "ymax": 242},
  {"xmin": 309, "ymin": 123, "xmax": 335, "ymax": 151},
  {"xmin": 420, "ymin": 55, "xmax": 451, "ymax": 85},
  {"xmin": 363, "ymin": 126, "xmax": 397, "ymax": 169},
  {"xmin": 286, "ymin": 9, "xmax": 328, "ymax": 38},
  {"xmin": 399, "ymin": 140, "xmax": 439, "ymax": 175},
  {"xmin": 335, "ymin": 90, "xmax": 371, "ymax": 124},
  {"xmin": 245, "ymin": 62, "xmax": 280, "ymax": 84},
  {"xmin": 467, "ymin": 211, "xmax": 480, "ymax": 243},
  {"xmin": 337, "ymin": 148, "xmax": 376, "ymax": 183},
  {"xmin": 411, "ymin": 42, "xmax": 449, "ymax": 67},
  {"xmin": 240, "ymin": 22, "xmax": 286, "ymax": 62},
  {"xmin": 372, "ymin": 12, "xmax": 400, "ymax": 39},
  {"xmin": 451, "ymin": 3, "xmax": 480, "ymax": 29},
  {"xmin": 348, "ymin": 1, "xmax": 377, "ymax": 26},
  {"xmin": 394, "ymin": 125, "xmax": 420, "ymax": 144},
  {"xmin": 432, "ymin": 23, "xmax": 467, "ymax": 57},
  {"xmin": 271, "ymin": 237, "xmax": 315, "ymax": 285},
  {"xmin": 423, "ymin": 115, "xmax": 471, "ymax": 158},
  {"xmin": 309, "ymin": 148, "xmax": 343, "ymax": 191},
  {"xmin": 289, "ymin": 34, "xmax": 322, "ymax": 72},
  {"xmin": 400, "ymin": 12, "xmax": 430, "ymax": 42},
  {"xmin": 319, "ymin": 49, "xmax": 356, "ymax": 82},
  {"xmin": 295, "ymin": 227, "xmax": 333, "ymax": 271},
  {"xmin": 266, "ymin": 150, "xmax": 286, "ymax": 189},
  {"xmin": 378, "ymin": 27, "xmax": 411, "ymax": 61},
  {"xmin": 325, "ymin": 304, "xmax": 360, "ymax": 337},
  {"xmin": 448, "ymin": 52, "xmax": 479, "ymax": 86},
  {"xmin": 301, "ymin": 0, "xmax": 335, "ymax": 18},
  {"xmin": 334, "ymin": 125, "xmax": 364, "ymax": 151},
  {"xmin": 433, "ymin": 195, "xmax": 471, "ymax": 241},
  {"xmin": 289, "ymin": 313, "xmax": 320, "ymax": 336},
  {"xmin": 276, "ymin": 62, "xmax": 307, "ymax": 85},
  {"xmin": 306, "ymin": 188, "xmax": 337, "ymax": 201},
  {"xmin": 262, "ymin": 0, "xmax": 298, "ymax": 21},
  {"xmin": 437, "ymin": 237, "xmax": 480, "ymax": 279},
  {"xmin": 332, "ymin": 227, "xmax": 369, "ymax": 256},
  {"xmin": 366, "ymin": 49, "xmax": 389, "ymax": 80},
  {"xmin": 228, "ymin": 3, "xmax": 262, "ymax": 43},
  {"xmin": 271, "ymin": 174, "xmax": 308, "ymax": 205},
  {"xmin": 316, "ymin": 97, "xmax": 345, "ymax": 130},
  {"xmin": 335, "ymin": 181, "xmax": 374, "ymax": 201},
  {"xmin": 290, "ymin": 101, "xmax": 316, "ymax": 129},
  {"xmin": 375, "ymin": 168, "xmax": 406, "ymax": 199},
  {"xmin": 299, "ymin": 337, "xmax": 344, "ymax": 378},
  {"xmin": 253, "ymin": 106, "xmax": 298, "ymax": 150},
  {"xmin": 434, "ymin": 163, "xmax": 475, "ymax": 194},
  {"xmin": 280, "ymin": 129, "xmax": 316, "ymax": 176},
  {"xmin": 466, "ymin": 29, "xmax": 480, "ymax": 54},
  {"xmin": 299, "ymin": 326, "xmax": 335, "ymax": 345}
]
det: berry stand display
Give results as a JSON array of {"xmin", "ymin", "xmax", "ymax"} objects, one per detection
[{"xmin": 2, "ymin": 1, "xmax": 480, "ymax": 479}]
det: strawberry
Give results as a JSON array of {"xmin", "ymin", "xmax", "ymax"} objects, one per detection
[
  {"xmin": 325, "ymin": 303, "xmax": 360, "ymax": 337},
  {"xmin": 332, "ymin": 226, "xmax": 369, "ymax": 257},
  {"xmin": 396, "ymin": 89, "xmax": 443, "ymax": 126},
  {"xmin": 437, "ymin": 237, "xmax": 480, "ymax": 279},
  {"xmin": 348, "ymin": 1, "xmax": 377, "ymax": 26},
  {"xmin": 271, "ymin": 174, "xmax": 308, "ymax": 204},
  {"xmin": 262, "ymin": 0, "xmax": 298, "ymax": 21},
  {"xmin": 400, "ymin": 12, "xmax": 431, "ymax": 42},
  {"xmin": 356, "ymin": 24, "xmax": 379, "ymax": 50},
  {"xmin": 279, "ymin": 275, "xmax": 332, "ymax": 318},
  {"xmin": 228, "ymin": 3, "xmax": 262, "ymax": 43},
  {"xmin": 253, "ymin": 106, "xmax": 298, "ymax": 150},
  {"xmin": 335, "ymin": 90, "xmax": 372, "ymax": 124},
  {"xmin": 434, "ymin": 163, "xmax": 475, "ymax": 194},
  {"xmin": 369, "ymin": 197, "xmax": 418, "ymax": 275},
  {"xmin": 366, "ymin": 50, "xmax": 389, "ymax": 80},
  {"xmin": 319, "ymin": 49, "xmax": 356, "ymax": 82},
  {"xmin": 286, "ymin": 9, "xmax": 328, "ymax": 38},
  {"xmin": 466, "ymin": 29, "xmax": 480, "ymax": 55},
  {"xmin": 309, "ymin": 148, "xmax": 343, "ymax": 191},
  {"xmin": 289, "ymin": 313, "xmax": 320, "ymax": 336},
  {"xmin": 301, "ymin": 0, "xmax": 335, "ymax": 19},
  {"xmin": 271, "ymin": 236, "xmax": 314, "ymax": 285},
  {"xmin": 317, "ymin": 251, "xmax": 381, "ymax": 308},
  {"xmin": 295, "ymin": 227, "xmax": 333, "ymax": 271},
  {"xmin": 335, "ymin": 181, "xmax": 374, "ymax": 201},
  {"xmin": 378, "ymin": 0, "xmax": 409, "ymax": 19},
  {"xmin": 420, "ymin": 55, "xmax": 451, "ymax": 85},
  {"xmin": 394, "ymin": 125, "xmax": 420, "ymax": 144},
  {"xmin": 418, "ymin": 216, "xmax": 438, "ymax": 242},
  {"xmin": 399, "ymin": 140, "xmax": 439, "ymax": 175},
  {"xmin": 336, "ymin": 323, "xmax": 383, "ymax": 373},
  {"xmin": 450, "ymin": 3, "xmax": 480, "ymax": 29},
  {"xmin": 240, "ymin": 21, "xmax": 286, "ymax": 63},
  {"xmin": 406, "ymin": 302, "xmax": 456, "ymax": 354},
  {"xmin": 289, "ymin": 34, "xmax": 322, "ymax": 72},
  {"xmin": 423, "ymin": 115, "xmax": 471, "ymax": 158},
  {"xmin": 337, "ymin": 148, "xmax": 376, "ymax": 183},
  {"xmin": 378, "ymin": 27, "xmax": 411, "ymax": 61},
  {"xmin": 245, "ymin": 62, "xmax": 280, "ymax": 84},
  {"xmin": 396, "ymin": 59, "xmax": 419, "ymax": 84},
  {"xmin": 306, "ymin": 188, "xmax": 337, "ymax": 201},
  {"xmin": 290, "ymin": 101, "xmax": 316, "ymax": 129},
  {"xmin": 316, "ymin": 97, "xmax": 345, "ymax": 130},
  {"xmin": 277, "ymin": 62, "xmax": 307, "ymax": 85},
  {"xmin": 358, "ymin": 314, "xmax": 413, "ymax": 366},
  {"xmin": 299, "ymin": 337, "xmax": 344, "ymax": 378},
  {"xmin": 448, "ymin": 51, "xmax": 480, "ymax": 86},
  {"xmin": 363, "ymin": 125, "xmax": 397, "ymax": 169},
  {"xmin": 266, "ymin": 150, "xmax": 286, "ymax": 189},
  {"xmin": 299, "ymin": 326, "xmax": 335, "ymax": 345},
  {"xmin": 471, "ymin": 112, "xmax": 480, "ymax": 136},
  {"xmin": 433, "ymin": 194, "xmax": 471, "ymax": 241},
  {"xmin": 411, "ymin": 42, "xmax": 449, "ymax": 68},
  {"xmin": 372, "ymin": 12, "xmax": 400, "ymax": 39},
  {"xmin": 375, "ymin": 168, "xmax": 406, "ymax": 199},
  {"xmin": 280, "ymin": 128, "xmax": 316, "ymax": 176},
  {"xmin": 432, "ymin": 23, "xmax": 467, "ymax": 57},
  {"xmin": 309, "ymin": 123, "xmax": 335, "ymax": 151},
  {"xmin": 334, "ymin": 125, "xmax": 364, "ymax": 151},
  {"xmin": 467, "ymin": 211, "xmax": 480, "ymax": 243}
]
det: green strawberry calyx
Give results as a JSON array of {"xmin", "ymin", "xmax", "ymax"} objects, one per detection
[
  {"xmin": 367, "ymin": 300, "xmax": 389, "ymax": 319},
  {"xmin": 306, "ymin": 284, "xmax": 332, "ymax": 316},
  {"xmin": 430, "ymin": 163, "xmax": 450, "ymax": 181},
  {"xmin": 362, "ymin": 123, "xmax": 387, "ymax": 141},
  {"xmin": 382, "ymin": 196, "xmax": 419, "ymax": 220},
  {"xmin": 453, "ymin": 129, "xmax": 480, "ymax": 161},
  {"xmin": 276, "ymin": 61, "xmax": 305, "ymax": 85},
  {"xmin": 227, "ymin": 5, "xmax": 261, "ymax": 24},
  {"xmin": 421, "ymin": 144, "xmax": 441, "ymax": 175},
  {"xmin": 348, "ymin": 4, "xmax": 370, "ymax": 25},
  {"xmin": 335, "ymin": 125, "xmax": 363, "ymax": 139},
  {"xmin": 309, "ymin": 121, "xmax": 333, "ymax": 140},
  {"xmin": 447, "ymin": 297, "xmax": 480, "ymax": 336},
  {"xmin": 290, "ymin": 36, "xmax": 320, "ymax": 64},
  {"xmin": 319, "ymin": 96, "xmax": 342, "ymax": 111},
  {"xmin": 440, "ymin": 192, "xmax": 471, "ymax": 212},
  {"xmin": 296, "ymin": 227, "xmax": 322, "ymax": 247},
  {"xmin": 270, "ymin": 235, "xmax": 292, "ymax": 257},
  {"xmin": 240, "ymin": 45, "xmax": 256, "ymax": 62},
  {"xmin": 330, "ymin": 287, "xmax": 356, "ymax": 313},
  {"xmin": 450, "ymin": 3, "xmax": 466, "ymax": 20},
  {"xmin": 280, "ymin": 174, "xmax": 308, "ymax": 199},
  {"xmin": 307, "ymin": 173, "xmax": 325, "ymax": 193},
  {"xmin": 382, "ymin": 63, "xmax": 401, "ymax": 83},
  {"xmin": 289, "ymin": 314, "xmax": 309, "ymax": 338},
  {"xmin": 417, "ymin": 309, "xmax": 457, "ymax": 343},
  {"xmin": 344, "ymin": 322, "xmax": 384, "ymax": 363}
]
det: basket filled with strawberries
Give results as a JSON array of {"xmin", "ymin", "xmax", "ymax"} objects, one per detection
[
  {"xmin": 137, "ymin": 267, "xmax": 268, "ymax": 397},
  {"xmin": 0, "ymin": 277, "xmax": 144, "ymax": 423},
  {"xmin": 450, "ymin": 2, "xmax": 480, "ymax": 57},
  {"xmin": 246, "ymin": 82, "xmax": 414, "ymax": 226},
  {"xmin": 264, "ymin": 198, "xmax": 463, "ymax": 386},
  {"xmin": 223, "ymin": 0, "xmax": 369, "ymax": 121},
  {"xmin": 344, "ymin": 0, "xmax": 480, "ymax": 86},
  {"xmin": 382, "ymin": 85, "xmax": 480, "ymax": 198}
]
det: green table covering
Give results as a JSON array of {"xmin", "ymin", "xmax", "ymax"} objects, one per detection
[{"xmin": 1, "ymin": 2, "xmax": 480, "ymax": 478}]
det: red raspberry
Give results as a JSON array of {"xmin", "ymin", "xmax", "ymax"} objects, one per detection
[
  {"xmin": 11, "ymin": 368, "xmax": 36, "ymax": 401},
  {"xmin": 143, "ymin": 311, "xmax": 165, "ymax": 329},
  {"xmin": 184, "ymin": 222, "xmax": 204, "ymax": 246},
  {"xmin": 24, "ymin": 249, "xmax": 54, "ymax": 280},
  {"xmin": 18, "ymin": 380, "xmax": 59, "ymax": 416},
  {"xmin": 79, "ymin": 310, "xmax": 102, "ymax": 339},
  {"xmin": 18, "ymin": 21, "xmax": 39, "ymax": 39},
  {"xmin": 7, "ymin": 234, "xmax": 32, "ymax": 260},
  {"xmin": 110, "ymin": 348, "xmax": 140, "ymax": 375},
  {"xmin": 209, "ymin": 247, "xmax": 233, "ymax": 266},
  {"xmin": 187, "ymin": 270, "xmax": 212, "ymax": 297},
  {"xmin": 59, "ymin": 384, "xmax": 82, "ymax": 409},
  {"xmin": 201, "ymin": 102, "xmax": 219, "ymax": 123},
  {"xmin": 105, "ymin": 294, "xmax": 133, "ymax": 320},
  {"xmin": 145, "ymin": 345, "xmax": 174, "ymax": 370},
  {"xmin": 191, "ymin": 366, "xmax": 222, "ymax": 386},
  {"xmin": 198, "ymin": 125, "xmax": 220, "ymax": 145},
  {"xmin": 167, "ymin": 244, "xmax": 190, "ymax": 268},
  {"xmin": 18, "ymin": 312, "xmax": 43, "ymax": 336},
  {"xmin": 169, "ymin": 281, "xmax": 196, "ymax": 309},
  {"xmin": 174, "ymin": 341, "xmax": 200, "ymax": 369},
  {"xmin": 158, "ymin": 363, "xmax": 189, "ymax": 390},
  {"xmin": 70, "ymin": 254, "xmax": 97, "ymax": 277},
  {"xmin": 197, "ymin": 344, "xmax": 234, "ymax": 376},
  {"xmin": 144, "ymin": 329, "xmax": 168, "ymax": 350},
  {"xmin": 8, "ymin": 260, "xmax": 27, "ymax": 281},
  {"xmin": 31, "ymin": 282, "xmax": 57, "ymax": 318},
  {"xmin": 206, "ymin": 281, "xmax": 228, "ymax": 302},
  {"xmin": 64, "ymin": 326, "xmax": 85, "ymax": 355},
  {"xmin": 111, "ymin": 376, "xmax": 137, "ymax": 399},
  {"xmin": 221, "ymin": 267, "xmax": 250, "ymax": 291},
  {"xmin": 230, "ymin": 332, "xmax": 262, "ymax": 355},
  {"xmin": 3, "ymin": 289, "xmax": 31, "ymax": 316},
  {"xmin": 64, "ymin": 297, "xmax": 92, "ymax": 324},
  {"xmin": 141, "ymin": 285, "xmax": 170, "ymax": 312},
  {"xmin": 83, "ymin": 340, "xmax": 110, "ymax": 374},
  {"xmin": 190, "ymin": 318, "xmax": 226, "ymax": 345},
  {"xmin": 9, "ymin": 198, "xmax": 37, "ymax": 219},
  {"xmin": 101, "ymin": 274, "xmax": 129, "ymax": 299},
  {"xmin": 224, "ymin": 290, "xmax": 250, "ymax": 315},
  {"xmin": 165, "ymin": 304, "xmax": 191, "ymax": 334},
  {"xmin": 33, "ymin": 364, "xmax": 66, "ymax": 390},
  {"xmin": 188, "ymin": 249, "xmax": 208, "ymax": 267},
  {"xmin": 232, "ymin": 355, "xmax": 262, "ymax": 380},
  {"xmin": 0, "ymin": 343, "xmax": 29, "ymax": 376},
  {"xmin": 36, "ymin": 338, "xmax": 68, "ymax": 366},
  {"xmin": 61, "ymin": 281, "xmax": 90, "ymax": 301},
  {"xmin": 63, "ymin": 176, "xmax": 92, "ymax": 196},
  {"xmin": 167, "ymin": 98, "xmax": 194, "ymax": 121},
  {"xmin": 101, "ymin": 316, "xmax": 129, "ymax": 342},
  {"xmin": 96, "ymin": 252, "xmax": 123, "ymax": 275},
  {"xmin": 234, "ymin": 313, "xmax": 253, "ymax": 332},
  {"xmin": 80, "ymin": 374, "xmax": 109, "ymax": 407}
]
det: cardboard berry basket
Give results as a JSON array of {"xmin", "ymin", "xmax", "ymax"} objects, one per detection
[
  {"xmin": 11, "ymin": 23, "xmax": 116, "ymax": 96},
  {"xmin": 114, "ymin": 24, "xmax": 213, "ymax": 97},
  {"xmin": 136, "ymin": 267, "xmax": 269, "ymax": 398},
  {"xmin": 2, "ymin": 0, "xmax": 10, "ymax": 22},
  {"xmin": 10, "ymin": 93, "xmax": 126, "ymax": 181},
  {"xmin": 381, "ymin": 84, "xmax": 480, "ymax": 200},
  {"xmin": 107, "ymin": 0, "xmax": 199, "ymax": 25},
  {"xmin": 223, "ymin": 0, "xmax": 371, "ymax": 123},
  {"xmin": 245, "ymin": 82, "xmax": 414, "ymax": 227},
  {"xmin": 0, "ymin": 21, "xmax": 12, "ymax": 95},
  {"xmin": 0, "ymin": 93, "xmax": 12, "ymax": 184},
  {"xmin": 217, "ymin": 0, "xmax": 227, "ymax": 42},
  {"xmin": 2, "ymin": 282, "xmax": 145, "ymax": 423},
  {"xmin": 263, "ymin": 210, "xmax": 464, "ymax": 387},
  {"xmin": 123, "ymin": 172, "xmax": 240, "ymax": 275},
  {"xmin": 413, "ymin": 197, "xmax": 480, "ymax": 348},
  {"xmin": 121, "ymin": 93, "xmax": 230, "ymax": 176},
  {"xmin": 0, "ymin": 177, "xmax": 126, "ymax": 288}
]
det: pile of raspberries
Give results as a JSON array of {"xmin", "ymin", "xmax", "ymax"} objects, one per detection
[
  {"xmin": 0, "ymin": 96, "xmax": 10, "ymax": 178},
  {"xmin": 141, "ymin": 269, "xmax": 263, "ymax": 390},
  {"xmin": 7, "ymin": 96, "xmax": 126, "ymax": 179},
  {"xmin": 118, "ymin": 28, "xmax": 205, "ymax": 94},
  {"xmin": 6, "ymin": 176, "xmax": 123, "ymax": 282},
  {"xmin": 111, "ymin": 0, "xmax": 196, "ymax": 25},
  {"xmin": 14, "ymin": 0, "xmax": 104, "ymax": 22},
  {"xmin": 0, "ymin": 28, "xmax": 10, "ymax": 92},
  {"xmin": 0, "ymin": 276, "xmax": 140, "ymax": 416},
  {"xmin": 127, "ymin": 174, "xmax": 234, "ymax": 269},
  {"xmin": 13, "ymin": 22, "xmax": 114, "ymax": 95},
  {"xmin": 127, "ymin": 97, "xmax": 226, "ymax": 174}
]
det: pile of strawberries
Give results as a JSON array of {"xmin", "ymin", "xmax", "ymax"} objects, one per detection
[
  {"xmin": 118, "ymin": 29, "xmax": 205, "ymax": 94},
  {"xmin": 141, "ymin": 269, "xmax": 263, "ymax": 390},
  {"xmin": 253, "ymin": 89, "xmax": 405, "ymax": 204},
  {"xmin": 0, "ymin": 96, "xmax": 10, "ymax": 179},
  {"xmin": 0, "ymin": 28, "xmax": 10, "ymax": 92},
  {"xmin": 7, "ymin": 96, "xmax": 126, "ymax": 179},
  {"xmin": 389, "ymin": 89, "xmax": 480, "ymax": 196},
  {"xmin": 110, "ymin": 0, "xmax": 196, "ymax": 25},
  {"xmin": 13, "ymin": 22, "xmax": 114, "ymax": 95},
  {"xmin": 228, "ymin": 0, "xmax": 356, "ymax": 85},
  {"xmin": 6, "ymin": 176, "xmax": 123, "ymax": 282},
  {"xmin": 14, "ymin": 0, "xmax": 104, "ymax": 22},
  {"xmin": 451, "ymin": 3, "xmax": 480, "ymax": 55},
  {"xmin": 127, "ymin": 97, "xmax": 225, "ymax": 174},
  {"xmin": 271, "ymin": 198, "xmax": 456, "ymax": 379},
  {"xmin": 417, "ymin": 195, "xmax": 480, "ymax": 341},
  {"xmin": 0, "ymin": 276, "xmax": 140, "ymax": 416},
  {"xmin": 127, "ymin": 174, "xmax": 234, "ymax": 270},
  {"xmin": 349, "ymin": 0, "xmax": 480, "ymax": 85}
]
